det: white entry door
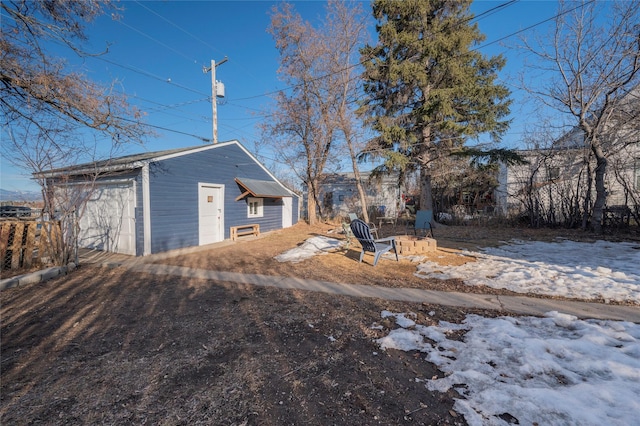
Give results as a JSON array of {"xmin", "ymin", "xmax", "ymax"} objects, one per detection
[
  {"xmin": 78, "ymin": 181, "xmax": 136, "ymax": 255},
  {"xmin": 199, "ymin": 183, "xmax": 224, "ymax": 245}
]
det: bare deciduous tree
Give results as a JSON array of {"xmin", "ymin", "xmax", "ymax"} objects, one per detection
[
  {"xmin": 325, "ymin": 0, "xmax": 373, "ymax": 222},
  {"xmin": 1, "ymin": 0, "xmax": 149, "ymax": 264},
  {"xmin": 264, "ymin": 1, "xmax": 370, "ymax": 224},
  {"xmin": 520, "ymin": 0, "xmax": 640, "ymax": 232},
  {"xmin": 265, "ymin": 2, "xmax": 334, "ymax": 225}
]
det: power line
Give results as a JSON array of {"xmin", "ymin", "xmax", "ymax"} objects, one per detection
[
  {"xmin": 95, "ymin": 1, "xmax": 597, "ymax": 145},
  {"xmin": 131, "ymin": 0, "xmax": 266, "ymax": 90},
  {"xmin": 95, "ymin": 56, "xmax": 209, "ymax": 97},
  {"xmin": 132, "ymin": 0, "xmax": 223, "ymax": 58},
  {"xmin": 472, "ymin": 0, "xmax": 596, "ymax": 51},
  {"xmin": 119, "ymin": 117, "xmax": 211, "ymax": 142},
  {"xmin": 466, "ymin": 0, "xmax": 520, "ymax": 25},
  {"xmin": 113, "ymin": 14, "xmax": 200, "ymax": 65},
  {"xmin": 89, "ymin": 1, "xmax": 531, "ymax": 117},
  {"xmin": 226, "ymin": 1, "xmax": 568, "ymax": 105}
]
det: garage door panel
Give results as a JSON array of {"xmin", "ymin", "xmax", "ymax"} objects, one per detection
[{"xmin": 78, "ymin": 182, "xmax": 135, "ymax": 255}]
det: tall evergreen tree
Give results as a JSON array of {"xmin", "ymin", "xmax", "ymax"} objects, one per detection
[{"xmin": 359, "ymin": 0, "xmax": 511, "ymax": 210}]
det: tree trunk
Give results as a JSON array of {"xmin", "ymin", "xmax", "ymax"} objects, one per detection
[
  {"xmin": 590, "ymin": 143, "xmax": 608, "ymax": 233},
  {"xmin": 307, "ymin": 192, "xmax": 318, "ymax": 225},
  {"xmin": 419, "ymin": 125, "xmax": 434, "ymax": 212},
  {"xmin": 342, "ymin": 126, "xmax": 370, "ymax": 222},
  {"xmin": 353, "ymin": 166, "xmax": 370, "ymax": 223},
  {"xmin": 419, "ymin": 167, "xmax": 433, "ymax": 211},
  {"xmin": 307, "ymin": 179, "xmax": 319, "ymax": 225},
  {"xmin": 581, "ymin": 158, "xmax": 593, "ymax": 230}
]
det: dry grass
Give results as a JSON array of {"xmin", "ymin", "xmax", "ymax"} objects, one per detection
[{"xmin": 1, "ymin": 221, "xmax": 636, "ymax": 425}]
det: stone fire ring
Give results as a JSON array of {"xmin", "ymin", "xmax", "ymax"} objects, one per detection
[{"xmin": 394, "ymin": 235, "xmax": 437, "ymax": 255}]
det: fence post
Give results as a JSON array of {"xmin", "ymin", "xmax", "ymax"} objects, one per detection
[
  {"xmin": 23, "ymin": 222, "xmax": 36, "ymax": 268},
  {"xmin": 10, "ymin": 222, "xmax": 25, "ymax": 269}
]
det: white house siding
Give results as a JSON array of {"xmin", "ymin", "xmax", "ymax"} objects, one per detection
[
  {"xmin": 313, "ymin": 172, "xmax": 402, "ymax": 219},
  {"xmin": 499, "ymin": 85, "xmax": 640, "ymax": 221},
  {"xmin": 607, "ymin": 141, "xmax": 640, "ymax": 206},
  {"xmin": 498, "ymin": 143, "xmax": 640, "ymax": 220}
]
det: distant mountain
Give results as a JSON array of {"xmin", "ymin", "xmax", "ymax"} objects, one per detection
[{"xmin": 0, "ymin": 188, "xmax": 42, "ymax": 202}]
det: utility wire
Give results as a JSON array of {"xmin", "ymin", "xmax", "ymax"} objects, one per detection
[
  {"xmin": 85, "ymin": 0, "xmax": 527, "ymax": 115},
  {"xmin": 133, "ymin": 0, "xmax": 222, "ymax": 57},
  {"xmin": 131, "ymin": 0, "xmax": 265, "ymax": 87},
  {"xmin": 118, "ymin": 117, "xmax": 211, "ymax": 142},
  {"xmin": 472, "ymin": 0, "xmax": 596, "ymax": 51},
  {"xmin": 464, "ymin": 0, "xmax": 520, "ymax": 26},
  {"xmin": 95, "ymin": 56, "xmax": 209, "ymax": 97},
  {"xmin": 227, "ymin": 1, "xmax": 576, "ymax": 104},
  {"xmin": 94, "ymin": 1, "xmax": 594, "ymax": 142},
  {"xmin": 113, "ymin": 14, "xmax": 200, "ymax": 64},
  {"xmin": 98, "ymin": 1, "xmax": 522, "ymax": 106}
]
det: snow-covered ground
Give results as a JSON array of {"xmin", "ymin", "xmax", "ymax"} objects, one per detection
[
  {"xmin": 275, "ymin": 235, "xmax": 640, "ymax": 425},
  {"xmin": 277, "ymin": 235, "xmax": 640, "ymax": 304},
  {"xmin": 274, "ymin": 236, "xmax": 343, "ymax": 263},
  {"xmin": 377, "ymin": 310, "xmax": 640, "ymax": 426},
  {"xmin": 415, "ymin": 239, "xmax": 640, "ymax": 304}
]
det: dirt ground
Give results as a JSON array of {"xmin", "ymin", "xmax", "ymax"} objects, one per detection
[{"xmin": 1, "ymin": 222, "xmax": 636, "ymax": 425}]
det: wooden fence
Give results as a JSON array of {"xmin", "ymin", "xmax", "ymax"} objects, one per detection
[{"xmin": 0, "ymin": 220, "xmax": 62, "ymax": 271}]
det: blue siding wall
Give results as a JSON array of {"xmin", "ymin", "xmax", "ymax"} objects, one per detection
[{"xmin": 148, "ymin": 143, "xmax": 291, "ymax": 254}]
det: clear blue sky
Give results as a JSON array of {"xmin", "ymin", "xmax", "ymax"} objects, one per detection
[{"xmin": 1, "ymin": 0, "xmax": 563, "ymax": 192}]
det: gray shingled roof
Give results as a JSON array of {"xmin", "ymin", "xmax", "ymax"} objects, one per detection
[{"xmin": 41, "ymin": 145, "xmax": 203, "ymax": 176}]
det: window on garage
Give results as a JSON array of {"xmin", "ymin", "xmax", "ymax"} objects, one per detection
[{"xmin": 248, "ymin": 197, "xmax": 263, "ymax": 218}]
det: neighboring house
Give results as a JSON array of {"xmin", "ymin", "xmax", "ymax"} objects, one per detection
[
  {"xmin": 496, "ymin": 88, "xmax": 640, "ymax": 224},
  {"xmin": 309, "ymin": 172, "xmax": 404, "ymax": 219},
  {"xmin": 497, "ymin": 143, "xmax": 640, "ymax": 217},
  {"xmin": 37, "ymin": 141, "xmax": 299, "ymax": 256}
]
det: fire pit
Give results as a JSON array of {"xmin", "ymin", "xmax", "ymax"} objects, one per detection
[{"xmin": 394, "ymin": 235, "xmax": 437, "ymax": 255}]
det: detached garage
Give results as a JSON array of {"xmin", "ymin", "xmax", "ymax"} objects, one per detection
[{"xmin": 38, "ymin": 141, "xmax": 299, "ymax": 256}]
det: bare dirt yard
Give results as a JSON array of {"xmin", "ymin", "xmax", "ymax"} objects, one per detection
[{"xmin": 1, "ymin": 222, "xmax": 636, "ymax": 425}]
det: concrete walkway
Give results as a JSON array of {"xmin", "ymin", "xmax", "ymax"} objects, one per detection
[
  {"xmin": 123, "ymin": 262, "xmax": 640, "ymax": 323},
  {"xmin": 4, "ymin": 244, "xmax": 639, "ymax": 323}
]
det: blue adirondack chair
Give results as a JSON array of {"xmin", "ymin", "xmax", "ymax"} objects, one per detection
[
  {"xmin": 350, "ymin": 219, "xmax": 398, "ymax": 266},
  {"xmin": 414, "ymin": 210, "xmax": 434, "ymax": 238},
  {"xmin": 348, "ymin": 212, "xmax": 379, "ymax": 238}
]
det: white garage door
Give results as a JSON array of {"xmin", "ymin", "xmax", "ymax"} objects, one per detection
[{"xmin": 78, "ymin": 181, "xmax": 136, "ymax": 255}]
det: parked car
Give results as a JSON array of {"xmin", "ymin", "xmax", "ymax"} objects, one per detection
[{"xmin": 0, "ymin": 205, "xmax": 32, "ymax": 218}]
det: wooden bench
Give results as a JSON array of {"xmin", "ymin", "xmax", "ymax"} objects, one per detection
[{"xmin": 230, "ymin": 224, "xmax": 260, "ymax": 241}]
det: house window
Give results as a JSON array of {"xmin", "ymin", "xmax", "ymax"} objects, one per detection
[
  {"xmin": 248, "ymin": 197, "xmax": 263, "ymax": 218},
  {"xmin": 547, "ymin": 167, "xmax": 560, "ymax": 181}
]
